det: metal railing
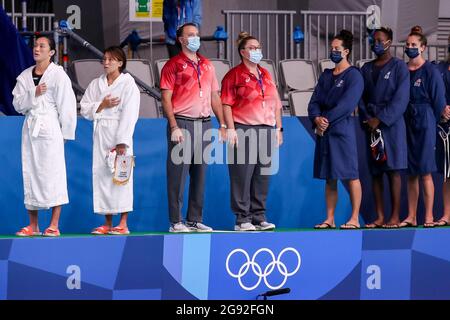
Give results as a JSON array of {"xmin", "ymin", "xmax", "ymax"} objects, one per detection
[
  {"xmin": 222, "ymin": 10, "xmax": 296, "ymax": 66},
  {"xmin": 1, "ymin": 0, "xmax": 55, "ymax": 32},
  {"xmin": 300, "ymin": 10, "xmax": 372, "ymax": 64},
  {"xmin": 59, "ymin": 25, "xmax": 161, "ymax": 100},
  {"xmin": 8, "ymin": 12, "xmax": 54, "ymax": 31},
  {"xmin": 127, "ymin": 35, "xmax": 226, "ymax": 59}
]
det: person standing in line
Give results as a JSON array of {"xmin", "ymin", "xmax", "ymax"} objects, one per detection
[
  {"xmin": 434, "ymin": 34, "xmax": 450, "ymax": 227},
  {"xmin": 160, "ymin": 23, "xmax": 226, "ymax": 233},
  {"xmin": 221, "ymin": 32, "xmax": 283, "ymax": 231},
  {"xmin": 13, "ymin": 35, "xmax": 77, "ymax": 237},
  {"xmin": 359, "ymin": 27, "xmax": 410, "ymax": 229},
  {"xmin": 399, "ymin": 31, "xmax": 447, "ymax": 228},
  {"xmin": 80, "ymin": 46, "xmax": 140, "ymax": 235},
  {"xmin": 308, "ymin": 30, "xmax": 364, "ymax": 230}
]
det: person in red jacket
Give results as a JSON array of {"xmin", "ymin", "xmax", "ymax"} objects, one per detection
[{"xmin": 221, "ymin": 32, "xmax": 283, "ymax": 231}]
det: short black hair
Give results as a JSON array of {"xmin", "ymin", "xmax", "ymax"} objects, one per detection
[
  {"xmin": 176, "ymin": 22, "xmax": 198, "ymax": 39},
  {"xmin": 374, "ymin": 27, "xmax": 393, "ymax": 41}
]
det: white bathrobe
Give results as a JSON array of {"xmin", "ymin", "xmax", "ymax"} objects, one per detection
[
  {"xmin": 12, "ymin": 62, "xmax": 77, "ymax": 210},
  {"xmin": 80, "ymin": 73, "xmax": 140, "ymax": 215}
]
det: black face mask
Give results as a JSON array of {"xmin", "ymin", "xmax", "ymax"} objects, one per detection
[{"xmin": 448, "ymin": 45, "xmax": 450, "ymax": 53}]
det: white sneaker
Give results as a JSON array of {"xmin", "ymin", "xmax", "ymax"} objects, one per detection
[
  {"xmin": 169, "ymin": 222, "xmax": 190, "ymax": 233},
  {"xmin": 186, "ymin": 221, "xmax": 213, "ymax": 232},
  {"xmin": 234, "ymin": 222, "xmax": 256, "ymax": 231},
  {"xmin": 255, "ymin": 221, "xmax": 276, "ymax": 231}
]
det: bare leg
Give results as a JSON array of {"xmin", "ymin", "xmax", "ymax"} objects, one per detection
[
  {"xmin": 385, "ymin": 171, "xmax": 401, "ymax": 226},
  {"xmin": 401, "ymin": 175, "xmax": 419, "ymax": 226},
  {"xmin": 369, "ymin": 174, "xmax": 385, "ymax": 227},
  {"xmin": 437, "ymin": 180, "xmax": 450, "ymax": 225},
  {"xmin": 345, "ymin": 179, "xmax": 361, "ymax": 227},
  {"xmin": 105, "ymin": 215, "xmax": 113, "ymax": 228},
  {"xmin": 315, "ymin": 179, "xmax": 337, "ymax": 228},
  {"xmin": 422, "ymin": 174, "xmax": 435, "ymax": 225},
  {"xmin": 117, "ymin": 212, "xmax": 128, "ymax": 229},
  {"xmin": 49, "ymin": 205, "xmax": 61, "ymax": 230},
  {"xmin": 27, "ymin": 210, "xmax": 39, "ymax": 233}
]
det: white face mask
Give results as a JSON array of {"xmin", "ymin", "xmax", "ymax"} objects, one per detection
[
  {"xmin": 186, "ymin": 36, "xmax": 201, "ymax": 52},
  {"xmin": 249, "ymin": 49, "xmax": 263, "ymax": 64}
]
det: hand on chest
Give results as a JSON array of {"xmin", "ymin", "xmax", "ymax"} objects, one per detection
[{"xmin": 102, "ymin": 88, "xmax": 124, "ymax": 111}]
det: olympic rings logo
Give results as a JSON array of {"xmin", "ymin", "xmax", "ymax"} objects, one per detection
[{"xmin": 225, "ymin": 248, "xmax": 301, "ymax": 291}]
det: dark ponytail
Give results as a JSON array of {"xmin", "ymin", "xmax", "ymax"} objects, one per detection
[{"xmin": 333, "ymin": 29, "xmax": 353, "ymax": 56}]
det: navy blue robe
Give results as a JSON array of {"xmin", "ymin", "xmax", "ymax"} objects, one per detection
[
  {"xmin": 406, "ymin": 61, "xmax": 446, "ymax": 175},
  {"xmin": 308, "ymin": 66, "xmax": 364, "ymax": 180},
  {"xmin": 359, "ymin": 57, "xmax": 410, "ymax": 175},
  {"xmin": 0, "ymin": 7, "xmax": 34, "ymax": 115},
  {"xmin": 435, "ymin": 61, "xmax": 450, "ymax": 174}
]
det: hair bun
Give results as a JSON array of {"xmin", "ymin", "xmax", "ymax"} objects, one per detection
[
  {"xmin": 339, "ymin": 30, "xmax": 353, "ymax": 43},
  {"xmin": 237, "ymin": 31, "xmax": 251, "ymax": 46},
  {"xmin": 410, "ymin": 25, "xmax": 423, "ymax": 35}
]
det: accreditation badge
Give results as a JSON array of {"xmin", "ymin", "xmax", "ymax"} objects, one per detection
[{"xmin": 113, "ymin": 154, "xmax": 135, "ymax": 186}]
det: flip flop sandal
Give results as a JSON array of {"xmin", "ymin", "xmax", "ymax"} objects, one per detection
[
  {"xmin": 314, "ymin": 222, "xmax": 336, "ymax": 229},
  {"xmin": 365, "ymin": 223, "xmax": 383, "ymax": 229},
  {"xmin": 398, "ymin": 221, "xmax": 417, "ymax": 228},
  {"xmin": 340, "ymin": 223, "xmax": 360, "ymax": 230},
  {"xmin": 435, "ymin": 220, "xmax": 450, "ymax": 227},
  {"xmin": 382, "ymin": 224, "xmax": 400, "ymax": 229}
]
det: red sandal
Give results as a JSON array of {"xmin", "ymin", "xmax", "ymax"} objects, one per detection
[
  {"xmin": 43, "ymin": 227, "xmax": 60, "ymax": 237},
  {"xmin": 91, "ymin": 225, "xmax": 111, "ymax": 235},
  {"xmin": 108, "ymin": 226, "xmax": 130, "ymax": 235},
  {"xmin": 16, "ymin": 226, "xmax": 41, "ymax": 237}
]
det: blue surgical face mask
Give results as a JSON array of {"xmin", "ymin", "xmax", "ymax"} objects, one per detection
[
  {"xmin": 372, "ymin": 41, "xmax": 389, "ymax": 57},
  {"xmin": 330, "ymin": 50, "xmax": 343, "ymax": 64},
  {"xmin": 405, "ymin": 47, "xmax": 420, "ymax": 59},
  {"xmin": 249, "ymin": 49, "xmax": 263, "ymax": 64},
  {"xmin": 186, "ymin": 36, "xmax": 201, "ymax": 52}
]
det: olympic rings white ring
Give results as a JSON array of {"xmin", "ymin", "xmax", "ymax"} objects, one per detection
[{"xmin": 225, "ymin": 247, "xmax": 301, "ymax": 291}]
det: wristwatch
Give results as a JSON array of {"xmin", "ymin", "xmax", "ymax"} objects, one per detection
[
  {"xmin": 276, "ymin": 127, "xmax": 284, "ymax": 132},
  {"xmin": 220, "ymin": 124, "xmax": 227, "ymax": 129}
]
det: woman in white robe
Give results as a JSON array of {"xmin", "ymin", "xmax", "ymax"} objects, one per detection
[
  {"xmin": 80, "ymin": 46, "xmax": 140, "ymax": 235},
  {"xmin": 12, "ymin": 35, "xmax": 77, "ymax": 237}
]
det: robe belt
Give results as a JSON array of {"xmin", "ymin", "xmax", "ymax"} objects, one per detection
[
  {"xmin": 26, "ymin": 108, "xmax": 58, "ymax": 138},
  {"xmin": 438, "ymin": 123, "xmax": 450, "ymax": 181},
  {"xmin": 93, "ymin": 115, "xmax": 120, "ymax": 132}
]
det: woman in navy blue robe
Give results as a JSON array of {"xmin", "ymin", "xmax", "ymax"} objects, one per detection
[
  {"xmin": 435, "ymin": 35, "xmax": 450, "ymax": 227},
  {"xmin": 359, "ymin": 27, "xmax": 410, "ymax": 229},
  {"xmin": 400, "ymin": 31, "xmax": 447, "ymax": 228},
  {"xmin": 308, "ymin": 30, "xmax": 364, "ymax": 229}
]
